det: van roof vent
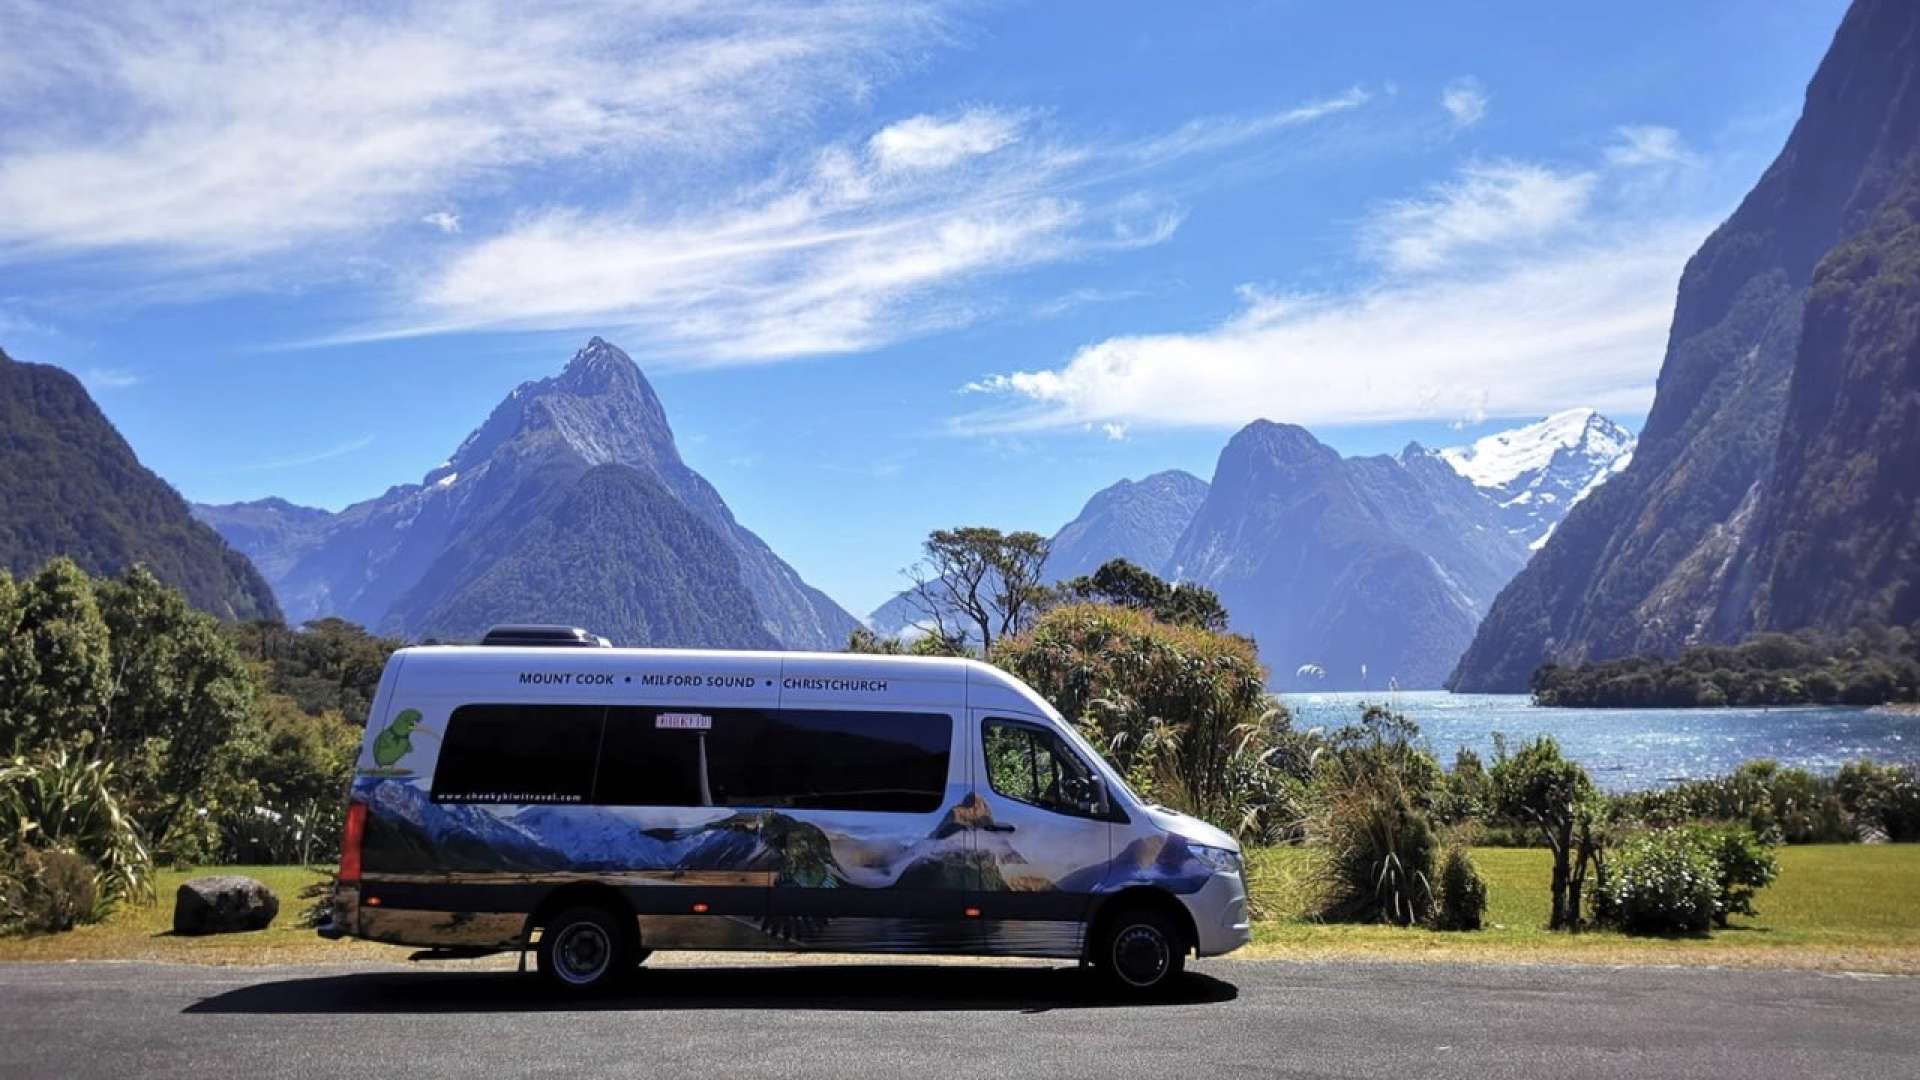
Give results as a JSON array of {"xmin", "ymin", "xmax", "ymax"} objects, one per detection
[{"xmin": 479, "ymin": 624, "xmax": 612, "ymax": 648}]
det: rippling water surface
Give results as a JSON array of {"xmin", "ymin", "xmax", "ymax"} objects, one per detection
[{"xmin": 1277, "ymin": 691, "xmax": 1920, "ymax": 791}]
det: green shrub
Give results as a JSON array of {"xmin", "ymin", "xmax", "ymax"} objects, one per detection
[
  {"xmin": 1610, "ymin": 760, "xmax": 1853, "ymax": 844},
  {"xmin": 1835, "ymin": 760, "xmax": 1920, "ymax": 841},
  {"xmin": 1696, "ymin": 825, "xmax": 1779, "ymax": 926},
  {"xmin": 1596, "ymin": 829, "xmax": 1718, "ymax": 934},
  {"xmin": 0, "ymin": 751, "xmax": 152, "ymax": 908},
  {"xmin": 0, "ymin": 846, "xmax": 100, "ymax": 934},
  {"xmin": 1433, "ymin": 847, "xmax": 1487, "ymax": 931}
]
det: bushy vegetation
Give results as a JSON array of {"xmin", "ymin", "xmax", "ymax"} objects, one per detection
[
  {"xmin": 1434, "ymin": 847, "xmax": 1488, "ymax": 931},
  {"xmin": 1305, "ymin": 708, "xmax": 1439, "ymax": 925},
  {"xmin": 1594, "ymin": 825, "xmax": 1779, "ymax": 935},
  {"xmin": 1532, "ymin": 626, "xmax": 1920, "ymax": 707},
  {"xmin": 1611, "ymin": 758, "xmax": 1920, "ymax": 844},
  {"xmin": 1056, "ymin": 558, "xmax": 1229, "ymax": 631},
  {"xmin": 1835, "ymin": 760, "xmax": 1920, "ymax": 841},
  {"xmin": 1593, "ymin": 828, "xmax": 1721, "ymax": 934},
  {"xmin": 1, "ymin": 558, "xmax": 396, "ymax": 934}
]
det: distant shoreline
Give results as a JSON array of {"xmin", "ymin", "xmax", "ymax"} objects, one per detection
[{"xmin": 1870, "ymin": 702, "xmax": 1920, "ymax": 717}]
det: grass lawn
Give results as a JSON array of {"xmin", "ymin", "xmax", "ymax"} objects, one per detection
[
  {"xmin": 1243, "ymin": 844, "xmax": 1920, "ymax": 972},
  {"xmin": 0, "ymin": 865, "xmax": 403, "ymax": 966},
  {"xmin": 2, "ymin": 846, "xmax": 1916, "ymax": 971}
]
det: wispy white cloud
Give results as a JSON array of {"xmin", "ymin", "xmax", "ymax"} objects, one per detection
[
  {"xmin": 1441, "ymin": 77, "xmax": 1489, "ymax": 128},
  {"xmin": 0, "ymin": 1, "xmax": 951, "ymax": 262},
  {"xmin": 244, "ymin": 433, "xmax": 376, "ymax": 471},
  {"xmin": 1606, "ymin": 125, "xmax": 1698, "ymax": 168},
  {"xmin": 0, "ymin": 3, "xmax": 1378, "ymax": 364},
  {"xmin": 1030, "ymin": 286, "xmax": 1146, "ymax": 320},
  {"xmin": 341, "ymin": 91, "xmax": 1373, "ymax": 363},
  {"xmin": 869, "ymin": 110, "xmax": 1021, "ymax": 173},
  {"xmin": 1099, "ymin": 422, "xmax": 1128, "ymax": 442},
  {"xmin": 82, "ymin": 367, "xmax": 142, "ymax": 391},
  {"xmin": 962, "ymin": 135, "xmax": 1717, "ymax": 433},
  {"xmin": 1363, "ymin": 161, "xmax": 1595, "ymax": 273}
]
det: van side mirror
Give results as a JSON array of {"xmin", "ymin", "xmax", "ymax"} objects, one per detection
[
  {"xmin": 1062, "ymin": 775, "xmax": 1106, "ymax": 817},
  {"xmin": 1088, "ymin": 775, "xmax": 1110, "ymax": 817}
]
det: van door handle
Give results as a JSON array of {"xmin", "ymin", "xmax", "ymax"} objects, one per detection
[{"xmin": 984, "ymin": 823, "xmax": 1016, "ymax": 833}]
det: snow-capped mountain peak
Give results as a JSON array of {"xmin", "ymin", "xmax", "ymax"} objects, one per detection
[
  {"xmin": 1438, "ymin": 408, "xmax": 1628, "ymax": 488},
  {"xmin": 1433, "ymin": 409, "xmax": 1636, "ymax": 549}
]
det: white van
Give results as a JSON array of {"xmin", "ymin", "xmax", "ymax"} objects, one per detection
[{"xmin": 320, "ymin": 626, "xmax": 1251, "ymax": 994}]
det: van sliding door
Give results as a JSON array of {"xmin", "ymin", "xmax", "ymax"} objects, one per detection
[{"xmin": 760, "ymin": 708, "xmax": 975, "ymax": 952}]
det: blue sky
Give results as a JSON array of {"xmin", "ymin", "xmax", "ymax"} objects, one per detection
[{"xmin": 0, "ymin": 1, "xmax": 1847, "ymax": 617}]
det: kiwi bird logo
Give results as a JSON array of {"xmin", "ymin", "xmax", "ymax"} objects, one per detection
[{"xmin": 370, "ymin": 708, "xmax": 435, "ymax": 770}]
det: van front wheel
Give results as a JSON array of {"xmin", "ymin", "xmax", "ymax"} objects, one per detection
[
  {"xmin": 1094, "ymin": 907, "xmax": 1186, "ymax": 995},
  {"xmin": 537, "ymin": 906, "xmax": 631, "ymax": 993}
]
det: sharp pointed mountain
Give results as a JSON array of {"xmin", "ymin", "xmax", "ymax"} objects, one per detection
[
  {"xmin": 0, "ymin": 348, "xmax": 280, "ymax": 621},
  {"xmin": 197, "ymin": 338, "xmax": 857, "ymax": 648},
  {"xmin": 1170, "ymin": 421, "xmax": 1528, "ymax": 690},
  {"xmin": 1431, "ymin": 409, "xmax": 1636, "ymax": 551},
  {"xmin": 1451, "ymin": 0, "xmax": 1920, "ymax": 690}
]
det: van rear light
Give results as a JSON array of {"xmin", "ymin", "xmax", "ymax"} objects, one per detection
[{"xmin": 339, "ymin": 802, "xmax": 367, "ymax": 883}]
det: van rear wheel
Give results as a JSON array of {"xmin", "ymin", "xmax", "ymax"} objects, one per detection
[
  {"xmin": 536, "ymin": 905, "xmax": 630, "ymax": 993},
  {"xmin": 1094, "ymin": 906, "xmax": 1186, "ymax": 995}
]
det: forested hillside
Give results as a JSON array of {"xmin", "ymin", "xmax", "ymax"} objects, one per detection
[{"xmin": 0, "ymin": 349, "xmax": 280, "ymax": 622}]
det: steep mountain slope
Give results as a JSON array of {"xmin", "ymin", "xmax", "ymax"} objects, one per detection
[
  {"xmin": 1046, "ymin": 470, "xmax": 1209, "ymax": 581},
  {"xmin": 1451, "ymin": 0, "xmax": 1920, "ymax": 691},
  {"xmin": 1745, "ymin": 148, "xmax": 1920, "ymax": 633},
  {"xmin": 1434, "ymin": 410, "xmax": 1636, "ymax": 550},
  {"xmin": 408, "ymin": 465, "xmax": 779, "ymax": 648},
  {"xmin": 1170, "ymin": 422, "xmax": 1527, "ymax": 690},
  {"xmin": 0, "ymin": 348, "xmax": 280, "ymax": 621},
  {"xmin": 198, "ymin": 338, "xmax": 856, "ymax": 648}
]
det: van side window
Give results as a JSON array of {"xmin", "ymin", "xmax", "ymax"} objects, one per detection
[
  {"xmin": 595, "ymin": 706, "xmax": 775, "ymax": 808},
  {"xmin": 594, "ymin": 707, "xmax": 951, "ymax": 813},
  {"xmin": 982, "ymin": 718, "xmax": 1099, "ymax": 817},
  {"xmin": 433, "ymin": 704, "xmax": 604, "ymax": 804},
  {"xmin": 754, "ymin": 710, "xmax": 950, "ymax": 813}
]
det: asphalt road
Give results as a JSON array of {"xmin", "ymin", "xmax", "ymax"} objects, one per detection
[{"xmin": 1, "ymin": 958, "xmax": 1912, "ymax": 1080}]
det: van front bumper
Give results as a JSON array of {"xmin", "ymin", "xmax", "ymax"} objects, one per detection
[{"xmin": 1182, "ymin": 870, "xmax": 1253, "ymax": 956}]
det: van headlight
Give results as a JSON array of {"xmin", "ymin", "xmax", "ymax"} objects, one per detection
[{"xmin": 1190, "ymin": 843, "xmax": 1242, "ymax": 876}]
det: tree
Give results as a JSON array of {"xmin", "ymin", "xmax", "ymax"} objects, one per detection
[
  {"xmin": 0, "ymin": 559, "xmax": 112, "ymax": 757},
  {"xmin": 903, "ymin": 527, "xmax": 1051, "ymax": 654},
  {"xmin": 1490, "ymin": 736, "xmax": 1600, "ymax": 930},
  {"xmin": 844, "ymin": 626, "xmax": 967, "ymax": 657},
  {"xmin": 94, "ymin": 566, "xmax": 257, "ymax": 854},
  {"xmin": 1060, "ymin": 558, "xmax": 1229, "ymax": 631}
]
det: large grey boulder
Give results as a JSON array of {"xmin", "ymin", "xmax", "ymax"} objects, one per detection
[{"xmin": 173, "ymin": 875, "xmax": 279, "ymax": 935}]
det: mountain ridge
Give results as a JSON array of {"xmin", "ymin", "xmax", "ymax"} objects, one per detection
[
  {"xmin": 1451, "ymin": 0, "xmax": 1920, "ymax": 690},
  {"xmin": 198, "ymin": 338, "xmax": 856, "ymax": 648},
  {"xmin": 1, "ymin": 348, "xmax": 281, "ymax": 621}
]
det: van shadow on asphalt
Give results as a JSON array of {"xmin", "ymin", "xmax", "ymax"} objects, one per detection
[{"xmin": 183, "ymin": 964, "xmax": 1238, "ymax": 1015}]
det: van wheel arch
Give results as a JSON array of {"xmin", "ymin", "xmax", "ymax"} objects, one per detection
[
  {"xmin": 1087, "ymin": 887, "xmax": 1197, "ymax": 959},
  {"xmin": 524, "ymin": 883, "xmax": 639, "ymax": 953}
]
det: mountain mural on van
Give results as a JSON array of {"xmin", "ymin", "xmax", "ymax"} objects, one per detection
[{"xmin": 353, "ymin": 776, "xmax": 1213, "ymax": 951}]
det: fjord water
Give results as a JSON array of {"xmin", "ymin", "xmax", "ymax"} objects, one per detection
[{"xmin": 1280, "ymin": 691, "xmax": 1920, "ymax": 792}]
